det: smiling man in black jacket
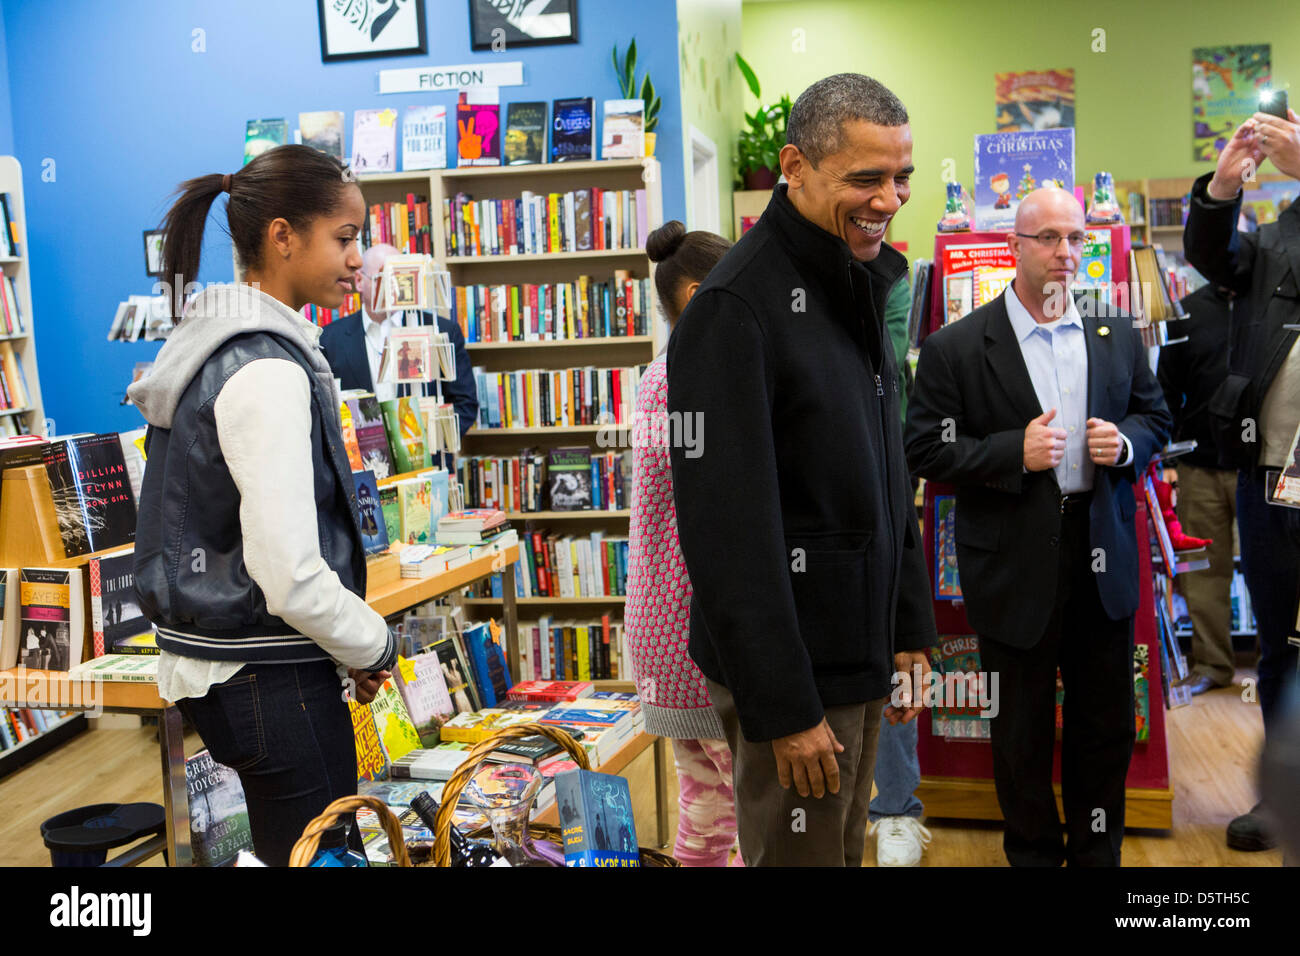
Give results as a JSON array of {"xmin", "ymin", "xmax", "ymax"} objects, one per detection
[{"xmin": 667, "ymin": 73, "xmax": 937, "ymax": 867}]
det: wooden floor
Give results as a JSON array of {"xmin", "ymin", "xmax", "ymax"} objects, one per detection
[{"xmin": 0, "ymin": 666, "xmax": 1280, "ymax": 866}]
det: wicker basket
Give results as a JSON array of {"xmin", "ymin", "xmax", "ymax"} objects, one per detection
[{"xmin": 290, "ymin": 721, "xmax": 677, "ymax": 867}]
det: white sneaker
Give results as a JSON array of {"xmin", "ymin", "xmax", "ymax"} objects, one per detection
[{"xmin": 870, "ymin": 816, "xmax": 932, "ymax": 866}]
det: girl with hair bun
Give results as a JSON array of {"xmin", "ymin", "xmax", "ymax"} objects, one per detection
[{"xmin": 626, "ymin": 220, "xmax": 739, "ymax": 866}]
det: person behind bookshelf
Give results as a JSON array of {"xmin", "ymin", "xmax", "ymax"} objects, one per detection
[
  {"xmin": 320, "ymin": 242, "xmax": 478, "ymax": 470},
  {"xmin": 667, "ymin": 74, "xmax": 937, "ymax": 867},
  {"xmin": 129, "ymin": 145, "xmax": 398, "ymax": 866},
  {"xmin": 625, "ymin": 219, "xmax": 739, "ymax": 867}
]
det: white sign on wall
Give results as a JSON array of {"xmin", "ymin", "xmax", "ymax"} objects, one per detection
[{"xmin": 378, "ymin": 62, "xmax": 524, "ymax": 94}]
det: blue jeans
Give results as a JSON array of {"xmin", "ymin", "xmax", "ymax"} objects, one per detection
[
  {"xmin": 177, "ymin": 659, "xmax": 360, "ymax": 866},
  {"xmin": 868, "ymin": 703, "xmax": 923, "ymax": 821},
  {"xmin": 1236, "ymin": 469, "xmax": 1300, "ymax": 739}
]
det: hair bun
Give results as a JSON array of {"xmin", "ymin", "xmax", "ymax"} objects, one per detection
[{"xmin": 645, "ymin": 220, "xmax": 687, "ymax": 263}]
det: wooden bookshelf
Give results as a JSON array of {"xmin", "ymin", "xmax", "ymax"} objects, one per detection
[
  {"xmin": 467, "ymin": 335, "xmax": 653, "ymax": 350},
  {"xmin": 0, "ymin": 157, "xmax": 46, "ymax": 438},
  {"xmin": 505, "ymin": 509, "xmax": 630, "ymax": 521},
  {"xmin": 463, "ymin": 595, "xmax": 626, "ymax": 605}
]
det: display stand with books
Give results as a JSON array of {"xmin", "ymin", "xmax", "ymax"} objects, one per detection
[{"xmin": 913, "ymin": 222, "xmax": 1175, "ymax": 828}]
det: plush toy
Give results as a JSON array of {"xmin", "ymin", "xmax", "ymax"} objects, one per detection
[{"xmin": 1149, "ymin": 468, "xmax": 1213, "ymax": 550}]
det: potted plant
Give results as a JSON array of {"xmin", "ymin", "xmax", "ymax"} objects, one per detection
[
  {"xmin": 735, "ymin": 53, "xmax": 791, "ymax": 190},
  {"xmin": 612, "ymin": 39, "xmax": 661, "ymax": 157}
]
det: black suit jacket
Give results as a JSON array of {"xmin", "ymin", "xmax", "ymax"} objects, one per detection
[
  {"xmin": 904, "ymin": 291, "xmax": 1171, "ymax": 648},
  {"xmin": 318, "ymin": 312, "xmax": 479, "ymax": 438}
]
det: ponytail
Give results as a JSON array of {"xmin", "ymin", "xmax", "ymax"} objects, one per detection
[{"xmin": 158, "ymin": 144, "xmax": 353, "ymax": 321}]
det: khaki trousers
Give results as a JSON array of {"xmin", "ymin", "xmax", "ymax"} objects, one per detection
[{"xmin": 1175, "ymin": 462, "xmax": 1239, "ymax": 686}]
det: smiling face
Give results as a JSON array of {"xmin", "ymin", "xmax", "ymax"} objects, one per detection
[
  {"xmin": 781, "ymin": 119, "xmax": 914, "ymax": 262},
  {"xmin": 288, "ymin": 182, "xmax": 365, "ymax": 310}
]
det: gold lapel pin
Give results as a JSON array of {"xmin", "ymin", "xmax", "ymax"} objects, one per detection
[{"xmin": 1097, "ymin": 326, "xmax": 1111, "ymax": 336}]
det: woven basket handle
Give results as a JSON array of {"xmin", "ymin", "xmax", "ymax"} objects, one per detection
[
  {"xmin": 432, "ymin": 722, "xmax": 589, "ymax": 867},
  {"xmin": 289, "ymin": 794, "xmax": 411, "ymax": 867}
]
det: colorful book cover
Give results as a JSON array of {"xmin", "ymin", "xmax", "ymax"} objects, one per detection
[
  {"xmin": 349, "ymin": 697, "xmax": 388, "ymax": 782},
  {"xmin": 551, "ymin": 97, "xmax": 594, "ymax": 163},
  {"xmin": 601, "ymin": 99, "xmax": 644, "ymax": 159},
  {"xmin": 426, "ymin": 468, "xmax": 450, "ymax": 528},
  {"xmin": 351, "ymin": 397, "xmax": 396, "ymax": 479},
  {"xmin": 43, "ymin": 433, "xmax": 138, "ymax": 557},
  {"xmin": 186, "ymin": 749, "xmax": 253, "ymax": 866},
  {"xmin": 379, "ymin": 484, "xmax": 401, "ymax": 543},
  {"xmin": 548, "ymin": 446, "xmax": 592, "ymax": 510},
  {"xmin": 398, "ymin": 477, "xmax": 433, "ymax": 545},
  {"xmin": 339, "ymin": 400, "xmax": 364, "ymax": 471},
  {"xmin": 1073, "ymin": 229, "xmax": 1113, "ymax": 291},
  {"xmin": 1134, "ymin": 643, "xmax": 1150, "ymax": 743},
  {"xmin": 504, "ymin": 101, "xmax": 547, "ymax": 165},
  {"xmin": 456, "ymin": 89, "xmax": 501, "ymax": 167},
  {"xmin": 380, "ymin": 396, "xmax": 431, "ymax": 474},
  {"xmin": 554, "ymin": 769, "xmax": 640, "ymax": 867},
  {"xmin": 403, "ymin": 104, "xmax": 447, "ymax": 171},
  {"xmin": 351, "ymin": 107, "xmax": 398, "ymax": 173},
  {"xmin": 462, "ymin": 620, "xmax": 512, "ymax": 708},
  {"xmin": 87, "ymin": 548, "xmax": 149, "ymax": 657},
  {"xmin": 973, "ymin": 128, "xmax": 1075, "ymax": 231},
  {"xmin": 925, "ymin": 635, "xmax": 990, "ymax": 740},
  {"xmin": 940, "ymin": 242, "xmax": 1014, "ymax": 324},
  {"xmin": 431, "ymin": 637, "xmax": 479, "ymax": 713},
  {"xmin": 994, "ymin": 69, "xmax": 1075, "ymax": 132},
  {"xmin": 299, "ymin": 110, "xmax": 345, "ymax": 162},
  {"xmin": 934, "ymin": 495, "xmax": 961, "ymax": 600},
  {"xmin": 369, "ymin": 677, "xmax": 423, "ymax": 764},
  {"xmin": 351, "ymin": 469, "xmax": 390, "ymax": 555},
  {"xmin": 19, "ymin": 568, "xmax": 80, "ymax": 671},
  {"xmin": 393, "ymin": 651, "xmax": 454, "ymax": 748},
  {"xmin": 1192, "ymin": 45, "xmax": 1271, "ymax": 162},
  {"xmin": 243, "ymin": 118, "xmax": 287, "ymax": 166}
]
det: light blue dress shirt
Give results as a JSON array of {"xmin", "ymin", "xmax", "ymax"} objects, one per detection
[{"xmin": 1005, "ymin": 286, "xmax": 1131, "ymax": 494}]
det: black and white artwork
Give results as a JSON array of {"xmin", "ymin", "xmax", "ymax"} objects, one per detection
[
  {"xmin": 318, "ymin": 0, "xmax": 427, "ymax": 62},
  {"xmin": 469, "ymin": 0, "xmax": 578, "ymax": 51}
]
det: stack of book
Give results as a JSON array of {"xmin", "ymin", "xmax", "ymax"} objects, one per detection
[{"xmin": 436, "ymin": 508, "xmax": 507, "ymax": 545}]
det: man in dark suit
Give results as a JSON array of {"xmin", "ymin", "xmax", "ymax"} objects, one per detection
[
  {"xmin": 320, "ymin": 243, "xmax": 478, "ymax": 463},
  {"xmin": 905, "ymin": 187, "xmax": 1172, "ymax": 866}
]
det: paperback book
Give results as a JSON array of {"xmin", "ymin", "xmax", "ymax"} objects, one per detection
[
  {"xmin": 551, "ymin": 97, "xmax": 594, "ymax": 162},
  {"xmin": 43, "ymin": 433, "xmax": 138, "ymax": 557},
  {"xmin": 973, "ymin": 128, "xmax": 1075, "ymax": 231},
  {"xmin": 403, "ymin": 105, "xmax": 447, "ymax": 171},
  {"xmin": 554, "ymin": 769, "xmax": 640, "ymax": 866},
  {"xmin": 351, "ymin": 469, "xmax": 390, "ymax": 555},
  {"xmin": 504, "ymin": 101, "xmax": 547, "ymax": 165},
  {"xmin": 186, "ymin": 750, "xmax": 253, "ymax": 867},
  {"xmin": 18, "ymin": 567, "xmax": 84, "ymax": 671}
]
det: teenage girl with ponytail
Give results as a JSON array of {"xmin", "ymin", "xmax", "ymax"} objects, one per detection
[
  {"xmin": 129, "ymin": 145, "xmax": 398, "ymax": 865},
  {"xmin": 625, "ymin": 220, "xmax": 740, "ymax": 866}
]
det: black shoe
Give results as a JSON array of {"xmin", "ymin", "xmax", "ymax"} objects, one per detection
[
  {"xmin": 1226, "ymin": 805, "xmax": 1277, "ymax": 852},
  {"xmin": 1185, "ymin": 675, "xmax": 1216, "ymax": 696}
]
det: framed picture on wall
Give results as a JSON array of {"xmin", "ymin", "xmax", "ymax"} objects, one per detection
[
  {"xmin": 317, "ymin": 0, "xmax": 427, "ymax": 63},
  {"xmin": 142, "ymin": 230, "xmax": 165, "ymax": 278},
  {"xmin": 468, "ymin": 0, "xmax": 578, "ymax": 51}
]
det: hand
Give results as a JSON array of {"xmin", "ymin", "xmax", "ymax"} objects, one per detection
[
  {"xmin": 1085, "ymin": 417, "xmax": 1122, "ymax": 466},
  {"xmin": 1024, "ymin": 408, "xmax": 1067, "ymax": 472},
  {"xmin": 1252, "ymin": 108, "xmax": 1300, "ymax": 181},
  {"xmin": 347, "ymin": 668, "xmax": 390, "ymax": 705},
  {"xmin": 1208, "ymin": 119, "xmax": 1265, "ymax": 199},
  {"xmin": 771, "ymin": 718, "xmax": 844, "ymax": 798},
  {"xmin": 885, "ymin": 650, "xmax": 932, "ymax": 725}
]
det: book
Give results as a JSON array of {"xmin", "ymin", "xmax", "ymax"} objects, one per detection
[
  {"xmin": 462, "ymin": 621, "xmax": 512, "ymax": 708},
  {"xmin": 87, "ymin": 548, "xmax": 150, "ymax": 657},
  {"xmin": 339, "ymin": 400, "xmax": 364, "ymax": 471},
  {"xmin": 438, "ymin": 508, "xmax": 506, "ymax": 532},
  {"xmin": 43, "ymin": 433, "xmax": 138, "ymax": 557},
  {"xmin": 380, "ymin": 396, "xmax": 431, "ymax": 474},
  {"xmin": 1134, "ymin": 642, "xmax": 1150, "ymax": 743},
  {"xmin": 68, "ymin": 652, "xmax": 157, "ymax": 682},
  {"xmin": 378, "ymin": 484, "xmax": 401, "ymax": 542},
  {"xmin": 185, "ymin": 750, "xmax": 253, "ymax": 866},
  {"xmin": 973, "ymin": 128, "xmax": 1075, "ymax": 231},
  {"xmin": 504, "ymin": 101, "xmax": 547, "ymax": 165},
  {"xmin": 933, "ymin": 495, "xmax": 962, "ymax": 600},
  {"xmin": 508, "ymin": 680, "xmax": 594, "ymax": 703},
  {"xmin": 0, "ymin": 569, "xmax": 17, "ymax": 670},
  {"xmin": 456, "ymin": 89, "xmax": 501, "ymax": 167},
  {"xmin": 351, "ymin": 469, "xmax": 390, "ymax": 555},
  {"xmin": 551, "ymin": 97, "xmax": 594, "ymax": 162},
  {"xmin": 369, "ymin": 677, "xmax": 423, "ymax": 764},
  {"xmin": 118, "ymin": 428, "xmax": 147, "ymax": 502},
  {"xmin": 554, "ymin": 768, "xmax": 640, "ymax": 866},
  {"xmin": 388, "ymin": 747, "xmax": 468, "ymax": 781},
  {"xmin": 393, "ymin": 651, "xmax": 455, "ymax": 747},
  {"xmin": 487, "ymin": 733, "xmax": 565, "ymax": 766},
  {"xmin": 939, "ymin": 242, "xmax": 1015, "ymax": 325},
  {"xmin": 0, "ymin": 192, "xmax": 17, "ymax": 256},
  {"xmin": 601, "ymin": 99, "xmax": 644, "ymax": 159},
  {"xmin": 1073, "ymin": 229, "xmax": 1113, "ymax": 291},
  {"xmin": 396, "ymin": 476, "xmax": 434, "ymax": 545},
  {"xmin": 349, "ymin": 697, "xmax": 388, "ymax": 782},
  {"xmin": 925, "ymin": 635, "xmax": 990, "ymax": 739},
  {"xmin": 430, "ymin": 635, "xmax": 479, "ymax": 713},
  {"xmin": 1269, "ymin": 420, "xmax": 1300, "ymax": 505},
  {"xmin": 403, "ymin": 104, "xmax": 447, "ymax": 171},
  {"xmin": 18, "ymin": 568, "xmax": 84, "ymax": 671},
  {"xmin": 299, "ymin": 110, "xmax": 345, "ymax": 162},
  {"xmin": 438, "ymin": 709, "xmax": 537, "ymax": 743},
  {"xmin": 351, "ymin": 107, "xmax": 398, "ymax": 173},
  {"xmin": 548, "ymin": 446, "xmax": 593, "ymax": 510},
  {"xmin": 243, "ymin": 118, "xmax": 287, "ymax": 166}
]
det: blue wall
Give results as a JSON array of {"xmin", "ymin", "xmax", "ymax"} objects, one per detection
[
  {"xmin": 0, "ymin": 7, "xmax": 13, "ymax": 157},
  {"xmin": 4, "ymin": 0, "xmax": 684, "ymax": 435}
]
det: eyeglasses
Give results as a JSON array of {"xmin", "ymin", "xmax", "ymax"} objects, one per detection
[{"xmin": 1015, "ymin": 232, "xmax": 1087, "ymax": 249}]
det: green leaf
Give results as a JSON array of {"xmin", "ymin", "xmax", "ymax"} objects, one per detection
[
  {"xmin": 627, "ymin": 38, "xmax": 637, "ymax": 86},
  {"xmin": 735, "ymin": 53, "xmax": 761, "ymax": 100},
  {"xmin": 640, "ymin": 73, "xmax": 654, "ymax": 106}
]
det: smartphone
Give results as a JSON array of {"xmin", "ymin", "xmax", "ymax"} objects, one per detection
[{"xmin": 1259, "ymin": 88, "xmax": 1289, "ymax": 119}]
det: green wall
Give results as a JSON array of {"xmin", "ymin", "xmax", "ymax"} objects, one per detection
[
  {"xmin": 740, "ymin": 0, "xmax": 1300, "ymax": 263},
  {"xmin": 677, "ymin": 0, "xmax": 744, "ymax": 237}
]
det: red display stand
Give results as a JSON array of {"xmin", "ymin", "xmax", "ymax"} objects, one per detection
[{"xmin": 914, "ymin": 224, "xmax": 1174, "ymax": 829}]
